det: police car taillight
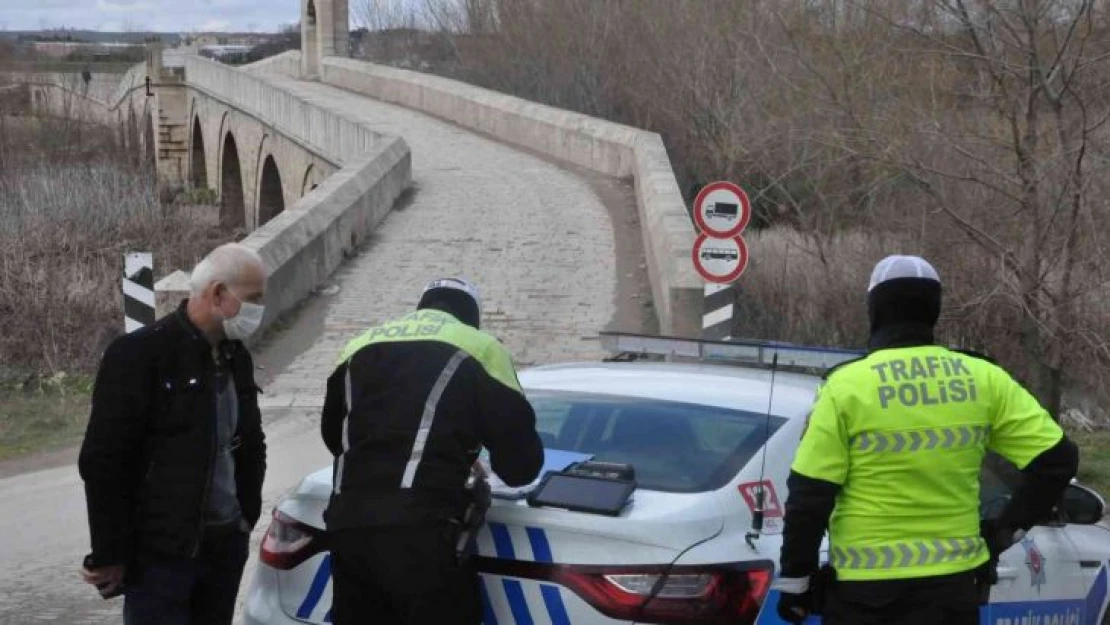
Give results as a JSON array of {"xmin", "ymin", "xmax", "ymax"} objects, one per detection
[
  {"xmin": 606, "ymin": 573, "xmax": 716, "ymax": 598},
  {"xmin": 259, "ymin": 509, "xmax": 327, "ymax": 570},
  {"xmin": 557, "ymin": 565, "xmax": 772, "ymax": 625}
]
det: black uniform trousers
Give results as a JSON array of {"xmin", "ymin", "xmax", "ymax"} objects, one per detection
[
  {"xmin": 822, "ymin": 570, "xmax": 981, "ymax": 625},
  {"xmin": 330, "ymin": 524, "xmax": 482, "ymax": 625}
]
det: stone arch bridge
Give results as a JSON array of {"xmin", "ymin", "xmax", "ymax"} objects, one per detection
[
  {"xmin": 0, "ymin": 6, "xmax": 719, "ymax": 619},
  {"xmin": 21, "ymin": 0, "xmax": 705, "ymax": 377}
]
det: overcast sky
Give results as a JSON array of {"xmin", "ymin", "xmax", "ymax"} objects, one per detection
[{"xmin": 0, "ymin": 0, "xmax": 307, "ymax": 33}]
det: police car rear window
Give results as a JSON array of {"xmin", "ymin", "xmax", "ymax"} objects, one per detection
[{"xmin": 528, "ymin": 391, "xmax": 787, "ymax": 493}]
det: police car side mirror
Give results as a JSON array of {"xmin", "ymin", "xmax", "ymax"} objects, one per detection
[{"xmin": 1059, "ymin": 482, "xmax": 1105, "ymax": 525}]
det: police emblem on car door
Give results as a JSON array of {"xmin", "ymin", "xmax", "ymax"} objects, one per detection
[{"xmin": 1022, "ymin": 536, "xmax": 1048, "ymax": 593}]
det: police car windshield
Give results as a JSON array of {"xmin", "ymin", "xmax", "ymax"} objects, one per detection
[{"xmin": 527, "ymin": 391, "xmax": 787, "ymax": 493}]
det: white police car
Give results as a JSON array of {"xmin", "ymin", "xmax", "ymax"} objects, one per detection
[{"xmin": 241, "ymin": 334, "xmax": 1110, "ymax": 625}]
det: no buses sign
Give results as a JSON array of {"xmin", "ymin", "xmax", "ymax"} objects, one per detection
[{"xmin": 692, "ymin": 234, "xmax": 749, "ymax": 283}]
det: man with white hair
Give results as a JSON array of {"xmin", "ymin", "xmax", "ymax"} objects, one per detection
[
  {"xmin": 79, "ymin": 242, "xmax": 269, "ymax": 625},
  {"xmin": 772, "ymin": 254, "xmax": 1078, "ymax": 624}
]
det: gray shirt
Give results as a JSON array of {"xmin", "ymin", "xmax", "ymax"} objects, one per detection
[{"xmin": 206, "ymin": 368, "xmax": 242, "ymax": 526}]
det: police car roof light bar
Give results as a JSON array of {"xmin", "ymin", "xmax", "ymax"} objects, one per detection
[{"xmin": 598, "ymin": 331, "xmax": 864, "ymax": 374}]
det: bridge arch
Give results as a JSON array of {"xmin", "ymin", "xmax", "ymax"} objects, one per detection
[
  {"xmin": 258, "ymin": 155, "xmax": 285, "ymax": 227},
  {"xmin": 189, "ymin": 114, "xmax": 208, "ymax": 190},
  {"xmin": 302, "ymin": 164, "xmax": 320, "ymax": 195},
  {"xmin": 220, "ymin": 131, "xmax": 246, "ymax": 229}
]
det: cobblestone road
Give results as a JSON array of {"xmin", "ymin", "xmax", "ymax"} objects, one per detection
[{"xmin": 255, "ymin": 75, "xmax": 626, "ymax": 411}]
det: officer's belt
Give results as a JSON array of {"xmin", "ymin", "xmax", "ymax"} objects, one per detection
[{"xmin": 830, "ymin": 536, "xmax": 985, "ymax": 570}]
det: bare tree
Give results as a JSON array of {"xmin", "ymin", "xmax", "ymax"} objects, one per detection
[
  {"xmin": 353, "ymin": 0, "xmax": 422, "ymax": 63},
  {"xmin": 421, "ymin": 0, "xmax": 497, "ymax": 34},
  {"xmin": 355, "ymin": 0, "xmax": 414, "ymax": 31},
  {"xmin": 768, "ymin": 0, "xmax": 1110, "ymax": 417},
  {"xmin": 409, "ymin": 0, "xmax": 1110, "ymax": 419}
]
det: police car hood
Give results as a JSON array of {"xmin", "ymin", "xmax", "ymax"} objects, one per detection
[{"xmin": 281, "ymin": 467, "xmax": 727, "ymax": 561}]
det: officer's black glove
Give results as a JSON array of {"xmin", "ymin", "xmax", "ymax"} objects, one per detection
[
  {"xmin": 773, "ymin": 566, "xmax": 832, "ymax": 624},
  {"xmin": 981, "ymin": 519, "xmax": 1021, "ymax": 566},
  {"xmin": 775, "ymin": 586, "xmax": 811, "ymax": 624},
  {"xmin": 976, "ymin": 518, "xmax": 1022, "ymax": 603}
]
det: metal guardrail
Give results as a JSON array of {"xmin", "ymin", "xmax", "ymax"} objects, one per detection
[{"xmin": 599, "ymin": 331, "xmax": 866, "ymax": 374}]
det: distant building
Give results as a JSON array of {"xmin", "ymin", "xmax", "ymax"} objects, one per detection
[
  {"xmin": 30, "ymin": 41, "xmax": 144, "ymax": 59},
  {"xmin": 198, "ymin": 44, "xmax": 256, "ymax": 63},
  {"xmin": 187, "ymin": 34, "xmax": 221, "ymax": 47},
  {"xmin": 184, "ymin": 32, "xmax": 273, "ymax": 47}
]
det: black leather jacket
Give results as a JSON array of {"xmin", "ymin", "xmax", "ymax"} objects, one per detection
[{"xmin": 79, "ymin": 301, "xmax": 266, "ymax": 567}]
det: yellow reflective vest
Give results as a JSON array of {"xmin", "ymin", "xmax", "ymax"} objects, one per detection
[
  {"xmin": 336, "ymin": 309, "xmax": 523, "ymax": 393},
  {"xmin": 792, "ymin": 345, "xmax": 1064, "ymax": 581}
]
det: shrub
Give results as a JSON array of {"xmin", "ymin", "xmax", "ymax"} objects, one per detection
[{"xmin": 0, "ymin": 117, "xmax": 231, "ymax": 375}]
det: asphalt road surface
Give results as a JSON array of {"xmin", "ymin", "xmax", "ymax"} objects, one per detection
[{"xmin": 0, "ymin": 408, "xmax": 331, "ymax": 624}]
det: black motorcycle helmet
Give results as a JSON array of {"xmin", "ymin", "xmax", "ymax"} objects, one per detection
[
  {"xmin": 867, "ymin": 255, "xmax": 942, "ymax": 334},
  {"xmin": 417, "ymin": 277, "xmax": 482, "ymax": 329}
]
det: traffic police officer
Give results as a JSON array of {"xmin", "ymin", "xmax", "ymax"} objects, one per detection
[
  {"xmin": 773, "ymin": 255, "xmax": 1079, "ymax": 624},
  {"xmin": 320, "ymin": 277, "xmax": 544, "ymax": 625}
]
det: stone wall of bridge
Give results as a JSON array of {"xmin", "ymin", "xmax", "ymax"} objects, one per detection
[{"xmin": 237, "ymin": 49, "xmax": 702, "ymax": 336}]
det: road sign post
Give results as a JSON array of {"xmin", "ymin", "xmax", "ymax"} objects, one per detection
[
  {"xmin": 123, "ymin": 252, "xmax": 155, "ymax": 333},
  {"xmin": 692, "ymin": 182, "xmax": 751, "ymax": 341}
]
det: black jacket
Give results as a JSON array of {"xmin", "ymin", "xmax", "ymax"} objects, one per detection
[
  {"xmin": 321, "ymin": 310, "xmax": 543, "ymax": 530},
  {"xmin": 78, "ymin": 301, "xmax": 266, "ymax": 568}
]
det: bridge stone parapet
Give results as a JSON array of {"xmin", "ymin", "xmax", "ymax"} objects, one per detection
[
  {"xmin": 156, "ymin": 138, "xmax": 411, "ymax": 339},
  {"xmin": 239, "ymin": 50, "xmax": 303, "ymax": 78},
  {"xmin": 18, "ymin": 47, "xmax": 414, "ymax": 343},
  {"xmin": 317, "ymin": 55, "xmax": 702, "ymax": 336},
  {"xmin": 153, "ymin": 55, "xmax": 412, "ymax": 339},
  {"xmin": 185, "ymin": 56, "xmax": 380, "ymax": 164}
]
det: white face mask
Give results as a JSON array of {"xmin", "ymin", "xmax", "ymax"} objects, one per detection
[{"xmin": 222, "ymin": 295, "xmax": 266, "ymax": 341}]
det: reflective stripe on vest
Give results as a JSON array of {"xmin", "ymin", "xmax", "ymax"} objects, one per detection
[
  {"xmin": 333, "ymin": 365, "xmax": 354, "ymax": 495},
  {"xmin": 830, "ymin": 537, "xmax": 985, "ymax": 570},
  {"xmin": 851, "ymin": 426, "xmax": 991, "ymax": 453},
  {"xmin": 400, "ymin": 349, "xmax": 469, "ymax": 489}
]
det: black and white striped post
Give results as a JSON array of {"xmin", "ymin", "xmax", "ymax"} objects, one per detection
[
  {"xmin": 691, "ymin": 182, "xmax": 751, "ymax": 342},
  {"xmin": 702, "ymin": 283, "xmax": 736, "ymax": 341},
  {"xmin": 123, "ymin": 252, "xmax": 155, "ymax": 333}
]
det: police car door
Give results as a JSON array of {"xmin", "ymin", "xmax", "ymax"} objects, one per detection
[
  {"xmin": 980, "ymin": 452, "xmax": 1086, "ymax": 624},
  {"xmin": 1056, "ymin": 481, "xmax": 1110, "ymax": 625}
]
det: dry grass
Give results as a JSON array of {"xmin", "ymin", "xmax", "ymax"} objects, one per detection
[
  {"xmin": 0, "ymin": 373, "xmax": 93, "ymax": 461},
  {"xmin": 736, "ymin": 229, "xmax": 905, "ymax": 346},
  {"xmin": 738, "ymin": 227, "xmax": 1110, "ymax": 423},
  {"xmin": 1073, "ymin": 430, "xmax": 1110, "ymax": 498},
  {"xmin": 0, "ymin": 116, "xmax": 232, "ymax": 377}
]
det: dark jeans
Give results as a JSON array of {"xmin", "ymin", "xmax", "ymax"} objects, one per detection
[
  {"xmin": 122, "ymin": 524, "xmax": 249, "ymax": 625},
  {"xmin": 330, "ymin": 524, "xmax": 481, "ymax": 625},
  {"xmin": 823, "ymin": 570, "xmax": 981, "ymax": 625}
]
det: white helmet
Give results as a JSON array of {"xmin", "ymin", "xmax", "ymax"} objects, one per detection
[
  {"xmin": 868, "ymin": 255, "xmax": 941, "ymax": 292},
  {"xmin": 419, "ymin": 277, "xmax": 482, "ymax": 328}
]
